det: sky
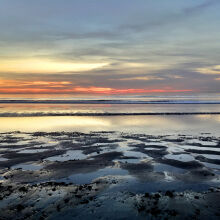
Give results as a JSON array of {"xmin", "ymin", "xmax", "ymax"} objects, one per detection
[{"xmin": 0, "ymin": 0, "xmax": 220, "ymax": 95}]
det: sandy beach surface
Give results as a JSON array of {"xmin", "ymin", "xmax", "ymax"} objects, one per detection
[{"xmin": 0, "ymin": 130, "xmax": 219, "ymax": 219}]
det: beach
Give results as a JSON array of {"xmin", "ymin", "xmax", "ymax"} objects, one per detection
[{"xmin": 0, "ymin": 109, "xmax": 220, "ymax": 219}]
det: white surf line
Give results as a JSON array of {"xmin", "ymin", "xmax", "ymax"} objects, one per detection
[{"xmin": 0, "ymin": 112, "xmax": 220, "ymax": 117}]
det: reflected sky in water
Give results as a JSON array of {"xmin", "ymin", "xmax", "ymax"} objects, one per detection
[
  {"xmin": 0, "ymin": 114, "xmax": 219, "ymax": 135},
  {"xmin": 0, "ymin": 103, "xmax": 220, "ymax": 115}
]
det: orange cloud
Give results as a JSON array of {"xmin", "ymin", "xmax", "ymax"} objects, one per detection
[
  {"xmin": 22, "ymin": 81, "xmax": 72, "ymax": 86},
  {"xmin": 0, "ymin": 79, "xmax": 72, "ymax": 88},
  {"xmin": 71, "ymin": 87, "xmax": 193, "ymax": 94},
  {"xmin": 73, "ymin": 87, "xmax": 113, "ymax": 93},
  {"xmin": 0, "ymin": 86, "xmax": 193, "ymax": 95},
  {"xmin": 0, "ymin": 79, "xmax": 193, "ymax": 94}
]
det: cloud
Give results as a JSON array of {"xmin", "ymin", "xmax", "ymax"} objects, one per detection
[
  {"xmin": 0, "ymin": 58, "xmax": 109, "ymax": 74},
  {"xmin": 0, "ymin": 85, "xmax": 193, "ymax": 95},
  {"xmin": 116, "ymin": 76, "xmax": 164, "ymax": 81},
  {"xmin": 183, "ymin": 0, "xmax": 219, "ymax": 14},
  {"xmin": 196, "ymin": 65, "xmax": 220, "ymax": 75}
]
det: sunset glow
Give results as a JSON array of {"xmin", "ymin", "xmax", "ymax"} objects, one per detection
[
  {"xmin": 0, "ymin": 59, "xmax": 108, "ymax": 74},
  {"xmin": 0, "ymin": 79, "xmax": 193, "ymax": 94},
  {"xmin": 1, "ymin": 2, "xmax": 220, "ymax": 220},
  {"xmin": 0, "ymin": 0, "xmax": 219, "ymax": 95}
]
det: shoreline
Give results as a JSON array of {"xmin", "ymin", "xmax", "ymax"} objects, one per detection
[{"xmin": 0, "ymin": 112, "xmax": 220, "ymax": 117}]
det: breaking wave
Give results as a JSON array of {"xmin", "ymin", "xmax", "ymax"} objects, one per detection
[{"xmin": 0, "ymin": 112, "xmax": 220, "ymax": 117}]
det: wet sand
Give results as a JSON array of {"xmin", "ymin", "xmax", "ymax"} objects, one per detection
[{"xmin": 0, "ymin": 131, "xmax": 220, "ymax": 219}]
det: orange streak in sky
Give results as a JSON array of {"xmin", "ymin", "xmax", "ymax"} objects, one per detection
[
  {"xmin": 72, "ymin": 87, "xmax": 193, "ymax": 94},
  {"xmin": 0, "ymin": 79, "xmax": 193, "ymax": 94},
  {"xmin": 0, "ymin": 87, "xmax": 193, "ymax": 94},
  {"xmin": 0, "ymin": 80, "xmax": 72, "ymax": 87}
]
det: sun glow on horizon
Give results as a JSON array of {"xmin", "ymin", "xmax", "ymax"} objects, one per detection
[{"xmin": 0, "ymin": 78, "xmax": 193, "ymax": 94}]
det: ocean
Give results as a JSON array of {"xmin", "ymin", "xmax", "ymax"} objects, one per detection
[{"xmin": 0, "ymin": 94, "xmax": 219, "ymax": 134}]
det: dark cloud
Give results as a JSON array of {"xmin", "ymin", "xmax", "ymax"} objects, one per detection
[{"xmin": 184, "ymin": 0, "xmax": 219, "ymax": 14}]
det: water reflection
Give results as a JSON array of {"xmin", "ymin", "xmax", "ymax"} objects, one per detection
[
  {"xmin": 1, "ymin": 103, "xmax": 220, "ymax": 115},
  {"xmin": 0, "ymin": 115, "xmax": 219, "ymax": 135}
]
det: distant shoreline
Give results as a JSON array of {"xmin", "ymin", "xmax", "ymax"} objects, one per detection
[
  {"xmin": 1, "ymin": 99, "xmax": 220, "ymax": 105},
  {"xmin": 0, "ymin": 112, "xmax": 220, "ymax": 117}
]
